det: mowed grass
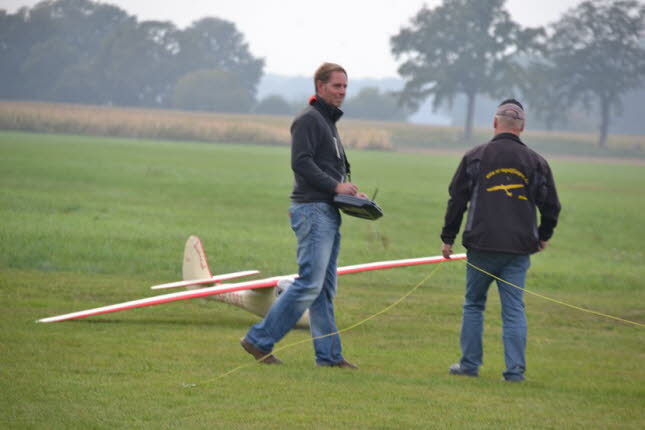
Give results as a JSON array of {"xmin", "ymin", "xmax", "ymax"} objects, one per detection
[{"xmin": 1, "ymin": 131, "xmax": 644, "ymax": 429}]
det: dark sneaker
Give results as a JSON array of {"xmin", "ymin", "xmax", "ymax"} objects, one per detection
[
  {"xmin": 504, "ymin": 375, "xmax": 524, "ymax": 382},
  {"xmin": 240, "ymin": 338, "xmax": 282, "ymax": 365},
  {"xmin": 317, "ymin": 359, "xmax": 358, "ymax": 370},
  {"xmin": 449, "ymin": 363, "xmax": 478, "ymax": 377},
  {"xmin": 503, "ymin": 367, "xmax": 525, "ymax": 382},
  {"xmin": 334, "ymin": 360, "xmax": 358, "ymax": 369}
]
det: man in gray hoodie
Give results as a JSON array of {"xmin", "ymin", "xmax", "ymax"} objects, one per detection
[{"xmin": 241, "ymin": 63, "xmax": 365, "ymax": 369}]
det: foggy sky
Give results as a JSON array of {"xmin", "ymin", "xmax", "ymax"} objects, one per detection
[{"xmin": 1, "ymin": 0, "xmax": 586, "ymax": 78}]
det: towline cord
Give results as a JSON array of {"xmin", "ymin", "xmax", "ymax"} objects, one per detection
[
  {"xmin": 189, "ymin": 261, "xmax": 446, "ymax": 386},
  {"xmin": 464, "ymin": 260, "xmax": 644, "ymax": 328},
  {"xmin": 187, "ymin": 258, "xmax": 643, "ymax": 387}
]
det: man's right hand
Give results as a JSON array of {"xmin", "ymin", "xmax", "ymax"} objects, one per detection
[
  {"xmin": 442, "ymin": 243, "xmax": 453, "ymax": 259},
  {"xmin": 335, "ymin": 182, "xmax": 358, "ymax": 195}
]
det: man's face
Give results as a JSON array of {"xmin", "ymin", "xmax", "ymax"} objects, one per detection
[{"xmin": 317, "ymin": 71, "xmax": 347, "ymax": 107}]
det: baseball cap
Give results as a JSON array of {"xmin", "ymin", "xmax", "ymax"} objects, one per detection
[{"xmin": 495, "ymin": 99, "xmax": 525, "ymax": 120}]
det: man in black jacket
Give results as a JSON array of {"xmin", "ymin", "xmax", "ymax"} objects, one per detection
[
  {"xmin": 241, "ymin": 63, "xmax": 364, "ymax": 368},
  {"xmin": 441, "ymin": 99, "xmax": 561, "ymax": 381}
]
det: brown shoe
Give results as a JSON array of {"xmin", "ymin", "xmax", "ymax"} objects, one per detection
[
  {"xmin": 318, "ymin": 359, "xmax": 358, "ymax": 370},
  {"xmin": 240, "ymin": 338, "xmax": 282, "ymax": 364}
]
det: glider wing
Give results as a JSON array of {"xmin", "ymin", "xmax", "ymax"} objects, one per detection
[
  {"xmin": 37, "ymin": 277, "xmax": 283, "ymax": 323},
  {"xmin": 150, "ymin": 270, "xmax": 260, "ymax": 290},
  {"xmin": 337, "ymin": 254, "xmax": 466, "ymax": 275},
  {"xmin": 37, "ymin": 253, "xmax": 466, "ymax": 323}
]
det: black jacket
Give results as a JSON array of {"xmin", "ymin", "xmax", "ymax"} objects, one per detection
[
  {"xmin": 290, "ymin": 96, "xmax": 350, "ymax": 203},
  {"xmin": 441, "ymin": 133, "xmax": 561, "ymax": 254}
]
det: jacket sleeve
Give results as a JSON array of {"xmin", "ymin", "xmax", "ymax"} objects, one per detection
[
  {"xmin": 291, "ymin": 115, "xmax": 338, "ymax": 194},
  {"xmin": 441, "ymin": 156, "xmax": 472, "ymax": 244},
  {"xmin": 536, "ymin": 160, "xmax": 561, "ymax": 241}
]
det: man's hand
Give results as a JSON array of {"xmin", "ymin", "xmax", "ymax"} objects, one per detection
[
  {"xmin": 538, "ymin": 240, "xmax": 548, "ymax": 252},
  {"xmin": 442, "ymin": 243, "xmax": 453, "ymax": 259},
  {"xmin": 335, "ymin": 182, "xmax": 358, "ymax": 195}
]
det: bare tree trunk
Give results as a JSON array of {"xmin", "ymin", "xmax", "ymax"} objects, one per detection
[
  {"xmin": 464, "ymin": 92, "xmax": 476, "ymax": 143},
  {"xmin": 598, "ymin": 97, "xmax": 610, "ymax": 148}
]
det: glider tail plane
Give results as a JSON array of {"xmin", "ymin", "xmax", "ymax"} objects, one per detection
[
  {"xmin": 181, "ymin": 235, "xmax": 307, "ymax": 325},
  {"xmin": 182, "ymin": 235, "xmax": 212, "ymax": 288}
]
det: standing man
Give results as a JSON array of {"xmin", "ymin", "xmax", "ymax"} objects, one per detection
[
  {"xmin": 440, "ymin": 99, "xmax": 561, "ymax": 382},
  {"xmin": 241, "ymin": 63, "xmax": 364, "ymax": 368}
]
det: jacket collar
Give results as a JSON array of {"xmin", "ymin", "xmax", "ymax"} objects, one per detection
[
  {"xmin": 309, "ymin": 95, "xmax": 344, "ymax": 123},
  {"xmin": 492, "ymin": 132, "xmax": 525, "ymax": 146}
]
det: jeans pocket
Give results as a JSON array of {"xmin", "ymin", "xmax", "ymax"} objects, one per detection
[
  {"xmin": 313, "ymin": 202, "xmax": 341, "ymax": 226},
  {"xmin": 290, "ymin": 204, "xmax": 311, "ymax": 237}
]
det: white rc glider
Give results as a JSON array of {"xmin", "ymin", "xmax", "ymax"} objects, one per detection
[{"xmin": 38, "ymin": 236, "xmax": 466, "ymax": 326}]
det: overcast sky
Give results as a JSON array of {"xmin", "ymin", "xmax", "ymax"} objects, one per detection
[{"xmin": 2, "ymin": 0, "xmax": 585, "ymax": 78}]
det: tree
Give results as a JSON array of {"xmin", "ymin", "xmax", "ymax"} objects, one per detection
[
  {"xmin": 390, "ymin": 0, "xmax": 543, "ymax": 141},
  {"xmin": 171, "ymin": 68, "xmax": 255, "ymax": 113},
  {"xmin": 609, "ymin": 83, "xmax": 645, "ymax": 135},
  {"xmin": 536, "ymin": 0, "xmax": 645, "ymax": 147},
  {"xmin": 520, "ymin": 59, "xmax": 569, "ymax": 131},
  {"xmin": 1, "ymin": 0, "xmax": 132, "ymax": 102},
  {"xmin": 343, "ymin": 87, "xmax": 409, "ymax": 121},
  {"xmin": 0, "ymin": 8, "xmax": 45, "ymax": 98},
  {"xmin": 90, "ymin": 20, "xmax": 181, "ymax": 106},
  {"xmin": 176, "ymin": 18, "xmax": 264, "ymax": 100}
]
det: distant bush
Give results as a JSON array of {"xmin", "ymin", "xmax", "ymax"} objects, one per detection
[
  {"xmin": 254, "ymin": 95, "xmax": 293, "ymax": 115},
  {"xmin": 172, "ymin": 69, "xmax": 255, "ymax": 113},
  {"xmin": 343, "ymin": 87, "xmax": 410, "ymax": 122}
]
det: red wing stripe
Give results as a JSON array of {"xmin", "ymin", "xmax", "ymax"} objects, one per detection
[
  {"xmin": 337, "ymin": 253, "xmax": 466, "ymax": 275},
  {"xmin": 38, "ymin": 278, "xmax": 281, "ymax": 323}
]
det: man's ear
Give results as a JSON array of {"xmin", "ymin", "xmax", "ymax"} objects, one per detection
[{"xmin": 493, "ymin": 117, "xmax": 498, "ymax": 129}]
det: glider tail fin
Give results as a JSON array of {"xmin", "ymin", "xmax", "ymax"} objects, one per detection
[{"xmin": 183, "ymin": 235, "xmax": 212, "ymax": 287}]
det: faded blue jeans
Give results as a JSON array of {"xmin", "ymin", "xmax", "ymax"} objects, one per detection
[
  {"xmin": 244, "ymin": 202, "xmax": 344, "ymax": 365},
  {"xmin": 459, "ymin": 249, "xmax": 530, "ymax": 381}
]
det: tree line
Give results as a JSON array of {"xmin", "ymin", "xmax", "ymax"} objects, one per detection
[
  {"xmin": 2, "ymin": 0, "xmax": 645, "ymax": 146},
  {"xmin": 0, "ymin": 0, "xmax": 406, "ymax": 122},
  {"xmin": 0, "ymin": 0, "xmax": 263, "ymax": 112},
  {"xmin": 392, "ymin": 0, "xmax": 645, "ymax": 146}
]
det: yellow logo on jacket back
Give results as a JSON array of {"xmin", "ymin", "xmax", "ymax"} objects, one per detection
[{"xmin": 485, "ymin": 168, "xmax": 528, "ymax": 199}]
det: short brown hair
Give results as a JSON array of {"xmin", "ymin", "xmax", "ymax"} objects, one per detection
[{"xmin": 314, "ymin": 63, "xmax": 347, "ymax": 91}]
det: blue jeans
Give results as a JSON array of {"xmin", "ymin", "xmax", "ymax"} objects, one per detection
[
  {"xmin": 459, "ymin": 250, "xmax": 530, "ymax": 381},
  {"xmin": 245, "ymin": 202, "xmax": 344, "ymax": 365}
]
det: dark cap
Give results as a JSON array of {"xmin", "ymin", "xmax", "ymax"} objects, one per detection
[{"xmin": 496, "ymin": 98, "xmax": 525, "ymax": 120}]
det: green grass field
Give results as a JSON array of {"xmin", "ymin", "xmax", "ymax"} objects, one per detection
[{"xmin": 1, "ymin": 131, "xmax": 644, "ymax": 429}]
